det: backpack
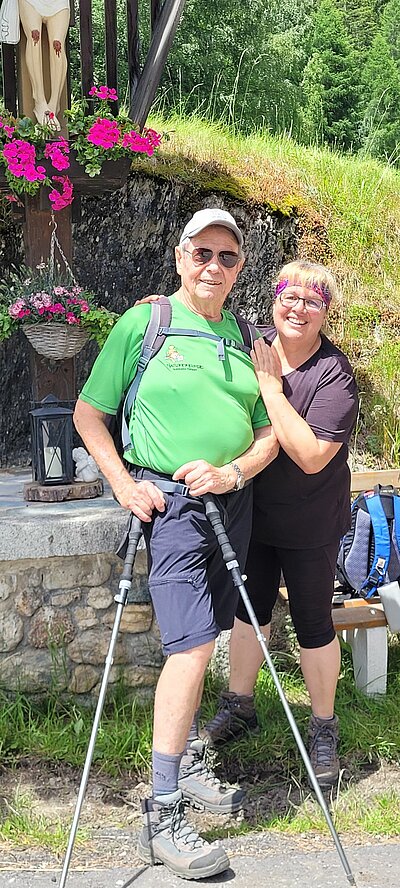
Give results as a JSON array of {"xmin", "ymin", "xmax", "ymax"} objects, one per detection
[
  {"xmin": 109, "ymin": 296, "xmax": 257, "ymax": 458},
  {"xmin": 336, "ymin": 485, "xmax": 400, "ymax": 599}
]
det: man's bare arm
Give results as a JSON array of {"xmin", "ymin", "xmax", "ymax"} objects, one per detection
[{"xmin": 73, "ymin": 399, "xmax": 165, "ymax": 520}]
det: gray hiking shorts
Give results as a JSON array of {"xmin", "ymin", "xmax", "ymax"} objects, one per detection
[{"xmin": 131, "ymin": 467, "xmax": 253, "ymax": 655}]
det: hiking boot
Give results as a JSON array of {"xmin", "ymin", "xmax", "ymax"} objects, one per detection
[
  {"xmin": 308, "ymin": 714, "xmax": 340, "ymax": 788},
  {"xmin": 202, "ymin": 691, "xmax": 259, "ymax": 744},
  {"xmin": 178, "ymin": 738, "xmax": 245, "ymax": 814},
  {"xmin": 137, "ymin": 788, "xmax": 230, "ymax": 880}
]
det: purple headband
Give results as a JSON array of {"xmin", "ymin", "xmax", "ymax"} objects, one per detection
[{"xmin": 275, "ymin": 278, "xmax": 331, "ymax": 307}]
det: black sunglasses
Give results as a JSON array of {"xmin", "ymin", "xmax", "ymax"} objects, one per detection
[{"xmin": 183, "ymin": 247, "xmax": 240, "ymax": 269}]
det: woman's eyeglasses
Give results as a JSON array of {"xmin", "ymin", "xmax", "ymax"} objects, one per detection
[
  {"xmin": 183, "ymin": 247, "xmax": 240, "ymax": 269},
  {"xmin": 278, "ymin": 293, "xmax": 325, "ymax": 313}
]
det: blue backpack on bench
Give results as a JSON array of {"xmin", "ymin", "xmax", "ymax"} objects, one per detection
[{"xmin": 336, "ymin": 485, "xmax": 400, "ymax": 599}]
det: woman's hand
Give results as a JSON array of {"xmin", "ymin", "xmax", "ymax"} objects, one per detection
[
  {"xmin": 251, "ymin": 337, "xmax": 283, "ymax": 398},
  {"xmin": 134, "ymin": 294, "xmax": 164, "ymax": 307}
]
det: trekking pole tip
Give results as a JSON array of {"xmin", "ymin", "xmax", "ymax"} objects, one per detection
[{"xmin": 347, "ymin": 875, "xmax": 356, "ymax": 886}]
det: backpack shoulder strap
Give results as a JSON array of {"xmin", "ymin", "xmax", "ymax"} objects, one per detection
[
  {"xmin": 361, "ymin": 492, "xmax": 392, "ymax": 598},
  {"xmin": 121, "ymin": 297, "xmax": 171, "ymax": 452},
  {"xmin": 230, "ymin": 310, "xmax": 257, "ymax": 352},
  {"xmin": 393, "ymin": 493, "xmax": 400, "ymax": 555}
]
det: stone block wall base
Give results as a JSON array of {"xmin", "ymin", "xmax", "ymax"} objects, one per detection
[{"xmin": 23, "ymin": 479, "xmax": 104, "ymax": 502}]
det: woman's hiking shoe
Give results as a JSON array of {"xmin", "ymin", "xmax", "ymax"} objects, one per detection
[
  {"xmin": 202, "ymin": 691, "xmax": 259, "ymax": 744},
  {"xmin": 178, "ymin": 738, "xmax": 245, "ymax": 813},
  {"xmin": 308, "ymin": 714, "xmax": 340, "ymax": 787},
  {"xmin": 137, "ymin": 788, "xmax": 230, "ymax": 880}
]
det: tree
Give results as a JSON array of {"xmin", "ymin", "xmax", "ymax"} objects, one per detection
[
  {"xmin": 359, "ymin": 31, "xmax": 400, "ymax": 160},
  {"xmin": 299, "ymin": 0, "xmax": 360, "ymax": 149}
]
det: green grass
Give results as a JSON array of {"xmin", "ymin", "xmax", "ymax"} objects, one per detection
[
  {"xmin": 0, "ymin": 789, "xmax": 88, "ymax": 851},
  {"xmin": 1, "ymin": 640, "xmax": 400, "ymax": 777},
  {"xmin": 2, "ymin": 640, "xmax": 400, "ymax": 844}
]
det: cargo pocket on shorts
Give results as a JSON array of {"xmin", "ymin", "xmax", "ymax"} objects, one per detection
[{"xmin": 149, "ymin": 576, "xmax": 209, "ymax": 649}]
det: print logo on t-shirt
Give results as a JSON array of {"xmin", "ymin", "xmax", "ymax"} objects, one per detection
[
  {"xmin": 161, "ymin": 344, "xmax": 203, "ymax": 372},
  {"xmin": 166, "ymin": 345, "xmax": 184, "ymax": 362}
]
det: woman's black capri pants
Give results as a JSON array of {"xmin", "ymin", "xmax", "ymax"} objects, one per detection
[{"xmin": 236, "ymin": 534, "xmax": 340, "ymax": 649}]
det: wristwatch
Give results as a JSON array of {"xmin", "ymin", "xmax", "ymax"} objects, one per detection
[{"xmin": 229, "ymin": 461, "xmax": 245, "ymax": 491}]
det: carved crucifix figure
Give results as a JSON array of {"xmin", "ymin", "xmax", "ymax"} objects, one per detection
[{"xmin": 0, "ymin": 0, "xmax": 70, "ymax": 130}]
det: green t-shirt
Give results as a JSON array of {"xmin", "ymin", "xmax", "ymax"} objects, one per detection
[{"xmin": 80, "ymin": 294, "xmax": 270, "ymax": 474}]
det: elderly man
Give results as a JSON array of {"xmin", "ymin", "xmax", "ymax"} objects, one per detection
[{"xmin": 74, "ymin": 208, "xmax": 278, "ymax": 880}]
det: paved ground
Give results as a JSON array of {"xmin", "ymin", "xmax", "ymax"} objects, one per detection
[{"xmin": 1, "ymin": 840, "xmax": 399, "ymax": 888}]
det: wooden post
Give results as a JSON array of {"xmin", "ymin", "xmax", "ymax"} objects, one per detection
[{"xmin": 22, "ymin": 196, "xmax": 76, "ymax": 402}]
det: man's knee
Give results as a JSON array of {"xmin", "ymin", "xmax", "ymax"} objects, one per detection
[{"xmin": 169, "ymin": 640, "xmax": 215, "ymax": 671}]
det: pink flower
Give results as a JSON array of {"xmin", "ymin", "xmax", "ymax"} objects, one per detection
[
  {"xmin": 3, "ymin": 125, "xmax": 15, "ymax": 137},
  {"xmin": 8, "ymin": 298, "xmax": 26, "ymax": 318},
  {"xmin": 66, "ymin": 312, "xmax": 79, "ymax": 324},
  {"xmin": 89, "ymin": 85, "xmax": 118, "ymax": 102},
  {"xmin": 87, "ymin": 117, "xmax": 120, "ymax": 149},
  {"xmin": 122, "ymin": 130, "xmax": 154, "ymax": 155},
  {"xmin": 44, "ymin": 140, "xmax": 70, "ymax": 171},
  {"xmin": 48, "ymin": 175, "xmax": 74, "ymax": 211},
  {"xmin": 144, "ymin": 127, "xmax": 162, "ymax": 149},
  {"xmin": 79, "ymin": 301, "xmax": 89, "ymax": 312},
  {"xmin": 5, "ymin": 194, "xmax": 17, "ymax": 202}
]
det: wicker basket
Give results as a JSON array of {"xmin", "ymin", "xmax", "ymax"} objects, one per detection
[{"xmin": 23, "ymin": 322, "xmax": 89, "ymax": 360}]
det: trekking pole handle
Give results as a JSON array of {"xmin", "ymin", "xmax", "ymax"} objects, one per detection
[
  {"xmin": 120, "ymin": 515, "xmax": 143, "ymax": 581},
  {"xmin": 203, "ymin": 494, "xmax": 237, "ymax": 563}
]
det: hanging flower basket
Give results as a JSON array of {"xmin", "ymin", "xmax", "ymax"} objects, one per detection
[
  {"xmin": 23, "ymin": 321, "xmax": 89, "ymax": 360},
  {"xmin": 0, "ymin": 216, "xmax": 119, "ymax": 352}
]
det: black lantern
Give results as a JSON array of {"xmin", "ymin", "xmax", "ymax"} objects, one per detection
[{"xmin": 30, "ymin": 395, "xmax": 74, "ymax": 486}]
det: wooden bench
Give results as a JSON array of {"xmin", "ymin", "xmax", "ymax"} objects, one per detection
[{"xmin": 279, "ymin": 469, "xmax": 400, "ymax": 696}]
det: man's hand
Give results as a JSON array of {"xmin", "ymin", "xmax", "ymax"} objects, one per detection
[
  {"xmin": 173, "ymin": 460, "xmax": 235, "ymax": 496},
  {"xmin": 113, "ymin": 476, "xmax": 165, "ymax": 521}
]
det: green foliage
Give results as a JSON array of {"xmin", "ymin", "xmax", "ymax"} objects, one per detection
[
  {"xmin": 76, "ymin": 0, "xmax": 400, "ymax": 166},
  {"xmin": 359, "ymin": 32, "xmax": 400, "ymax": 161}
]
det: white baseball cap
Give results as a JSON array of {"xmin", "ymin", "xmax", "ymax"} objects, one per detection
[{"xmin": 179, "ymin": 208, "xmax": 243, "ymax": 248}]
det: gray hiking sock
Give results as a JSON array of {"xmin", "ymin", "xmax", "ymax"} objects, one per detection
[{"xmin": 152, "ymin": 749, "xmax": 183, "ymax": 797}]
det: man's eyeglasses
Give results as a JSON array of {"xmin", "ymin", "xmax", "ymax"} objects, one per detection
[
  {"xmin": 278, "ymin": 293, "xmax": 325, "ymax": 313},
  {"xmin": 183, "ymin": 247, "xmax": 240, "ymax": 269}
]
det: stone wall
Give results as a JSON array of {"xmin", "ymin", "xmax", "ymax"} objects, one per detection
[
  {"xmin": 0, "ymin": 171, "xmax": 298, "ymax": 466},
  {"xmin": 0, "ymin": 548, "xmax": 163, "ymax": 698}
]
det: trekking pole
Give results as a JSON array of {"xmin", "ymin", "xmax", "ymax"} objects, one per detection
[
  {"xmin": 59, "ymin": 514, "xmax": 143, "ymax": 888},
  {"xmin": 203, "ymin": 494, "xmax": 356, "ymax": 887}
]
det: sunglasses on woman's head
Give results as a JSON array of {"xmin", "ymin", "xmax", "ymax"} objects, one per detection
[{"xmin": 183, "ymin": 247, "xmax": 240, "ymax": 269}]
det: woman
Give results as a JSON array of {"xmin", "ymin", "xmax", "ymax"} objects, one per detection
[{"xmin": 205, "ymin": 260, "xmax": 359, "ymax": 788}]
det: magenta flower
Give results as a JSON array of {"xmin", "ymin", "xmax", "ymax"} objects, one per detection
[
  {"xmin": 144, "ymin": 127, "xmax": 162, "ymax": 149},
  {"xmin": 87, "ymin": 117, "xmax": 121, "ymax": 149},
  {"xmin": 88, "ymin": 85, "xmax": 118, "ymax": 102},
  {"xmin": 66, "ymin": 312, "xmax": 79, "ymax": 324},
  {"xmin": 48, "ymin": 175, "xmax": 74, "ymax": 211},
  {"xmin": 44, "ymin": 140, "xmax": 70, "ymax": 172}
]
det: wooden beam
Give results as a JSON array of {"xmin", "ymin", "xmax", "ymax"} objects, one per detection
[
  {"xmin": 350, "ymin": 469, "xmax": 400, "ymax": 493},
  {"xmin": 79, "ymin": 0, "xmax": 94, "ymax": 100},
  {"xmin": 105, "ymin": 0, "xmax": 118, "ymax": 109},
  {"xmin": 1, "ymin": 44, "xmax": 17, "ymax": 115},
  {"xmin": 130, "ymin": 0, "xmax": 186, "ymax": 129},
  {"xmin": 151, "ymin": 0, "xmax": 163, "ymax": 30},
  {"xmin": 127, "ymin": 0, "xmax": 140, "ymax": 100}
]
